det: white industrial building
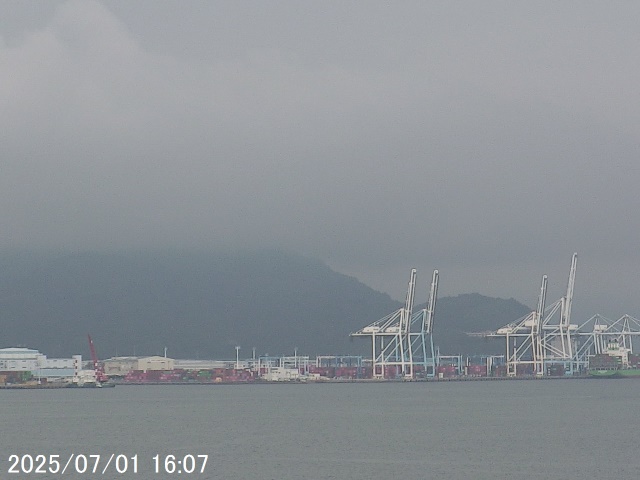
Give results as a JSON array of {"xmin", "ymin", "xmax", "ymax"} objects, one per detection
[
  {"xmin": 262, "ymin": 367, "xmax": 303, "ymax": 382},
  {"xmin": 104, "ymin": 358, "xmax": 249, "ymax": 375},
  {"xmin": 0, "ymin": 347, "xmax": 82, "ymax": 380},
  {"xmin": 0, "ymin": 347, "xmax": 43, "ymax": 371},
  {"xmin": 174, "ymin": 359, "xmax": 233, "ymax": 370}
]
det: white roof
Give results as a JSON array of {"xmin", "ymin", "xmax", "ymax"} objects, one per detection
[{"xmin": 0, "ymin": 347, "xmax": 41, "ymax": 354}]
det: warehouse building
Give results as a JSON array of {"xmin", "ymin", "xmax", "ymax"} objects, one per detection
[
  {"xmin": 103, "ymin": 355, "xmax": 175, "ymax": 376},
  {"xmin": 0, "ymin": 347, "xmax": 82, "ymax": 380},
  {"xmin": 137, "ymin": 356, "xmax": 175, "ymax": 371},
  {"xmin": 0, "ymin": 347, "xmax": 43, "ymax": 371},
  {"xmin": 103, "ymin": 356, "xmax": 139, "ymax": 377}
]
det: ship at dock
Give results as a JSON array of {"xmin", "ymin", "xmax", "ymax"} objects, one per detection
[{"xmin": 588, "ymin": 339, "xmax": 640, "ymax": 378}]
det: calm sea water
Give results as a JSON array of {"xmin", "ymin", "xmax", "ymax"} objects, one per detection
[{"xmin": 1, "ymin": 380, "xmax": 639, "ymax": 480}]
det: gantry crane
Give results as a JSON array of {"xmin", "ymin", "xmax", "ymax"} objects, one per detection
[
  {"xmin": 490, "ymin": 253, "xmax": 579, "ymax": 376},
  {"xmin": 351, "ymin": 268, "xmax": 438, "ymax": 379}
]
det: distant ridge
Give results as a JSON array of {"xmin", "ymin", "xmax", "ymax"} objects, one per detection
[
  {"xmin": 429, "ymin": 293, "xmax": 530, "ymax": 355},
  {"xmin": 0, "ymin": 251, "xmax": 529, "ymax": 358}
]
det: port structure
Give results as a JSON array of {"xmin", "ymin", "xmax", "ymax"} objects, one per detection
[
  {"xmin": 351, "ymin": 269, "xmax": 438, "ymax": 379},
  {"xmin": 87, "ymin": 334, "xmax": 109, "ymax": 384},
  {"xmin": 487, "ymin": 253, "xmax": 578, "ymax": 376},
  {"xmin": 484, "ymin": 253, "xmax": 640, "ymax": 375},
  {"xmin": 573, "ymin": 314, "xmax": 640, "ymax": 369}
]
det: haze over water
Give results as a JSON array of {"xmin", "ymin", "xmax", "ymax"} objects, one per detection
[{"xmin": 2, "ymin": 381, "xmax": 638, "ymax": 480}]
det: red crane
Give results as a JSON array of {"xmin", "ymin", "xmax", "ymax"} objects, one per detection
[{"xmin": 88, "ymin": 334, "xmax": 109, "ymax": 383}]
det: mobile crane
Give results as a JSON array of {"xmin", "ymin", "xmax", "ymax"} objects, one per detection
[{"xmin": 88, "ymin": 334, "xmax": 110, "ymax": 385}]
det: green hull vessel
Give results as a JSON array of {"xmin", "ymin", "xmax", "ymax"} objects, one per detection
[{"xmin": 588, "ymin": 369, "xmax": 640, "ymax": 378}]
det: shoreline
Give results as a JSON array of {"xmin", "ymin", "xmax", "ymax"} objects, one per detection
[{"xmin": 1, "ymin": 374, "xmax": 614, "ymax": 389}]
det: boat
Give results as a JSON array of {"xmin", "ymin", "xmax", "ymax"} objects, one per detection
[
  {"xmin": 96, "ymin": 381, "xmax": 116, "ymax": 388},
  {"xmin": 588, "ymin": 339, "xmax": 640, "ymax": 378},
  {"xmin": 589, "ymin": 368, "xmax": 640, "ymax": 378},
  {"xmin": 67, "ymin": 380, "xmax": 116, "ymax": 388}
]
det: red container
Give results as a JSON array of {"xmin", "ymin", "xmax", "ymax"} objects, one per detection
[
  {"xmin": 319, "ymin": 367, "xmax": 335, "ymax": 378},
  {"xmin": 466, "ymin": 364, "xmax": 487, "ymax": 376},
  {"xmin": 383, "ymin": 366, "xmax": 399, "ymax": 378},
  {"xmin": 436, "ymin": 365, "xmax": 457, "ymax": 378},
  {"xmin": 125, "ymin": 370, "xmax": 147, "ymax": 382},
  {"xmin": 145, "ymin": 370, "xmax": 165, "ymax": 380},
  {"xmin": 516, "ymin": 364, "xmax": 533, "ymax": 376},
  {"xmin": 492, "ymin": 365, "xmax": 507, "ymax": 377}
]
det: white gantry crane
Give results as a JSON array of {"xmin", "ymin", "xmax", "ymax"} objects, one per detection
[
  {"xmin": 486, "ymin": 252, "xmax": 640, "ymax": 376},
  {"xmin": 351, "ymin": 268, "xmax": 438, "ymax": 379},
  {"xmin": 413, "ymin": 269, "xmax": 439, "ymax": 377},
  {"xmin": 491, "ymin": 253, "xmax": 579, "ymax": 376},
  {"xmin": 573, "ymin": 314, "xmax": 640, "ymax": 370},
  {"xmin": 493, "ymin": 274, "xmax": 547, "ymax": 376}
]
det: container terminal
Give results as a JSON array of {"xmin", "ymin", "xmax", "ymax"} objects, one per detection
[{"xmin": 2, "ymin": 253, "xmax": 640, "ymax": 387}]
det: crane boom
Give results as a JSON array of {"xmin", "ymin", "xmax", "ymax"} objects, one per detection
[
  {"xmin": 88, "ymin": 334, "xmax": 108, "ymax": 383},
  {"xmin": 536, "ymin": 275, "xmax": 548, "ymax": 327},
  {"xmin": 561, "ymin": 253, "xmax": 578, "ymax": 327},
  {"xmin": 401, "ymin": 269, "xmax": 417, "ymax": 335},
  {"xmin": 425, "ymin": 270, "xmax": 439, "ymax": 334}
]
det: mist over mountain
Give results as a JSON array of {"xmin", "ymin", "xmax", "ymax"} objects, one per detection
[
  {"xmin": 0, "ymin": 251, "xmax": 529, "ymax": 359},
  {"xmin": 427, "ymin": 294, "xmax": 530, "ymax": 356}
]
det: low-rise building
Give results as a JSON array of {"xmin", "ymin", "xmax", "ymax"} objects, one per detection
[
  {"xmin": 262, "ymin": 367, "xmax": 303, "ymax": 382},
  {"xmin": 0, "ymin": 347, "xmax": 44, "ymax": 371},
  {"xmin": 174, "ymin": 359, "xmax": 232, "ymax": 370},
  {"xmin": 103, "ymin": 356, "xmax": 139, "ymax": 377},
  {"xmin": 137, "ymin": 356, "xmax": 175, "ymax": 371},
  {"xmin": 0, "ymin": 347, "xmax": 81, "ymax": 381}
]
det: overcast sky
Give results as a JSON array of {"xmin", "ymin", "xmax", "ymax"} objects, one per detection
[{"xmin": 1, "ymin": 1, "xmax": 639, "ymax": 323}]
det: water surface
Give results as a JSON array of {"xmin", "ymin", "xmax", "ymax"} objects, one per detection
[{"xmin": 1, "ymin": 380, "xmax": 638, "ymax": 479}]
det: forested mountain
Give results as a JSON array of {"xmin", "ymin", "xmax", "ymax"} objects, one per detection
[{"xmin": 0, "ymin": 251, "xmax": 529, "ymax": 359}]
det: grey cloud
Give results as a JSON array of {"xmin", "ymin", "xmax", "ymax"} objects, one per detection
[{"xmin": 1, "ymin": 0, "xmax": 639, "ymax": 323}]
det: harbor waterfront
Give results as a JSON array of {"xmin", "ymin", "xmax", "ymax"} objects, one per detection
[
  {"xmin": 3, "ymin": 344, "xmax": 640, "ymax": 387},
  {"xmin": 3, "ymin": 255, "xmax": 640, "ymax": 387},
  {"xmin": 0, "ymin": 374, "xmax": 609, "ymax": 388},
  {"xmin": 2, "ymin": 381, "xmax": 640, "ymax": 480}
]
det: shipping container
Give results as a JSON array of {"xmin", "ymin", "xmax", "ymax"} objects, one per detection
[
  {"xmin": 436, "ymin": 365, "xmax": 457, "ymax": 378},
  {"xmin": 492, "ymin": 365, "xmax": 508, "ymax": 377},
  {"xmin": 465, "ymin": 364, "xmax": 487, "ymax": 377},
  {"xmin": 515, "ymin": 364, "xmax": 533, "ymax": 376},
  {"xmin": 546, "ymin": 364, "xmax": 566, "ymax": 377},
  {"xmin": 383, "ymin": 366, "xmax": 399, "ymax": 379}
]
